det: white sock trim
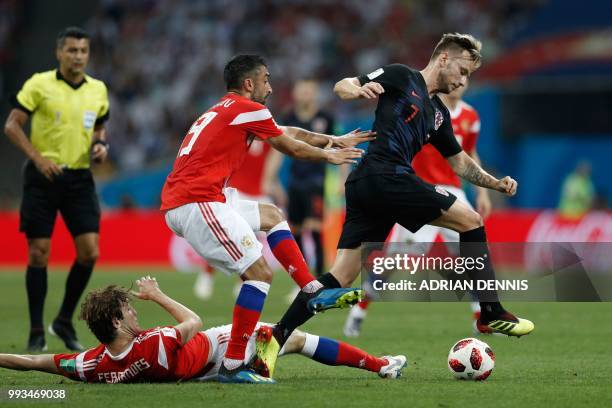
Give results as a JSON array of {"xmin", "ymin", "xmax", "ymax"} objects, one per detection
[
  {"xmin": 301, "ymin": 333, "xmax": 319, "ymax": 358},
  {"xmin": 350, "ymin": 304, "xmax": 367, "ymax": 319},
  {"xmin": 243, "ymin": 280, "xmax": 270, "ymax": 295},
  {"xmin": 268, "ymin": 221, "xmax": 290, "ymax": 235}
]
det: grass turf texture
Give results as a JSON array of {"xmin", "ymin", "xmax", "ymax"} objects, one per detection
[{"xmin": 0, "ymin": 268, "xmax": 611, "ymax": 408}]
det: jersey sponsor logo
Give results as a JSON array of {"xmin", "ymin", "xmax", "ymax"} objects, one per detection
[
  {"xmin": 435, "ymin": 185, "xmax": 450, "ymax": 196},
  {"xmin": 434, "ymin": 109, "xmax": 444, "ymax": 130},
  {"xmin": 367, "ymin": 68, "xmax": 384, "ymax": 80}
]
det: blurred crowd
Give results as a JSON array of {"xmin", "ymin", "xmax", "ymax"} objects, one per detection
[{"xmin": 79, "ymin": 0, "xmax": 541, "ymax": 173}]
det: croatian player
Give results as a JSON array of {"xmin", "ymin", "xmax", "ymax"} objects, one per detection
[
  {"xmin": 160, "ymin": 55, "xmax": 374, "ymax": 383},
  {"xmin": 344, "ymin": 80, "xmax": 495, "ymax": 336},
  {"xmin": 259, "ymin": 35, "xmax": 534, "ymax": 375},
  {"xmin": 0, "ymin": 277, "xmax": 407, "ymax": 383}
]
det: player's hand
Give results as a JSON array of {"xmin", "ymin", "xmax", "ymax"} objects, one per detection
[
  {"xmin": 91, "ymin": 143, "xmax": 108, "ymax": 163},
  {"xmin": 332, "ymin": 128, "xmax": 376, "ymax": 148},
  {"xmin": 132, "ymin": 276, "xmax": 163, "ymax": 301},
  {"xmin": 33, "ymin": 156, "xmax": 63, "ymax": 181},
  {"xmin": 496, "ymin": 176, "xmax": 518, "ymax": 196},
  {"xmin": 476, "ymin": 190, "xmax": 492, "ymax": 218},
  {"xmin": 358, "ymin": 82, "xmax": 385, "ymax": 99},
  {"xmin": 325, "ymin": 147, "xmax": 364, "ymax": 165}
]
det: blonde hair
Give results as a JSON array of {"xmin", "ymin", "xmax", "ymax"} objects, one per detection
[{"xmin": 431, "ymin": 33, "xmax": 482, "ymax": 67}]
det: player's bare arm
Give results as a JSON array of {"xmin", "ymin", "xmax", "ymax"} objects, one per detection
[
  {"xmin": 447, "ymin": 151, "xmax": 517, "ymax": 196},
  {"xmin": 333, "ymin": 77, "xmax": 385, "ymax": 100},
  {"xmin": 91, "ymin": 123, "xmax": 109, "ymax": 163},
  {"xmin": 3, "ymin": 108, "xmax": 63, "ymax": 180},
  {"xmin": 266, "ymin": 133, "xmax": 364, "ymax": 165},
  {"xmin": 0, "ymin": 353, "xmax": 60, "ymax": 375},
  {"xmin": 131, "ymin": 276, "xmax": 202, "ymax": 345},
  {"xmin": 279, "ymin": 126, "xmax": 375, "ymax": 149},
  {"xmin": 468, "ymin": 149, "xmax": 492, "ymax": 217}
]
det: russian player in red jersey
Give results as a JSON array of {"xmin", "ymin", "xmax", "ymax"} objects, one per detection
[
  {"xmin": 160, "ymin": 55, "xmax": 374, "ymax": 382},
  {"xmin": 344, "ymin": 80, "xmax": 496, "ymax": 337},
  {"xmin": 0, "ymin": 277, "xmax": 407, "ymax": 383}
]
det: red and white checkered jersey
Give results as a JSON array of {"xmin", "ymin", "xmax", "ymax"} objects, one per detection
[
  {"xmin": 161, "ymin": 93, "xmax": 283, "ymax": 210},
  {"xmin": 53, "ymin": 327, "xmax": 212, "ymax": 383},
  {"xmin": 412, "ymin": 100, "xmax": 480, "ymax": 188}
]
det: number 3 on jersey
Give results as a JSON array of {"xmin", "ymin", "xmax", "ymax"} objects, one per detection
[{"xmin": 178, "ymin": 111, "xmax": 218, "ymax": 157}]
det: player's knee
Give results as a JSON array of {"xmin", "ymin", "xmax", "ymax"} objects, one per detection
[
  {"xmin": 467, "ymin": 211, "xmax": 484, "ymax": 229},
  {"xmin": 243, "ymin": 258, "xmax": 273, "ymax": 283},
  {"xmin": 285, "ymin": 329, "xmax": 306, "ymax": 352},
  {"xmin": 77, "ymin": 247, "xmax": 99, "ymax": 266},
  {"xmin": 259, "ymin": 203, "xmax": 286, "ymax": 231},
  {"xmin": 28, "ymin": 244, "xmax": 50, "ymax": 267}
]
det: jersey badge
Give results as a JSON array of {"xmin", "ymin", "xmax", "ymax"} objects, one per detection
[
  {"xmin": 241, "ymin": 235, "xmax": 255, "ymax": 249},
  {"xmin": 434, "ymin": 109, "xmax": 444, "ymax": 130}
]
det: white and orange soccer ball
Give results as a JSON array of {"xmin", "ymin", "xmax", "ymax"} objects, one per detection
[{"xmin": 447, "ymin": 338, "xmax": 495, "ymax": 381}]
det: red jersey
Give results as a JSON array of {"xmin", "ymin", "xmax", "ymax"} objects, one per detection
[
  {"xmin": 228, "ymin": 139, "xmax": 271, "ymax": 197},
  {"xmin": 53, "ymin": 327, "xmax": 212, "ymax": 383},
  {"xmin": 412, "ymin": 100, "xmax": 480, "ymax": 188},
  {"xmin": 161, "ymin": 93, "xmax": 283, "ymax": 210}
]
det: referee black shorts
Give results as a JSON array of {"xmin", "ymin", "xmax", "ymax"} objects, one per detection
[
  {"xmin": 20, "ymin": 161, "xmax": 101, "ymax": 239},
  {"xmin": 337, "ymin": 174, "xmax": 457, "ymax": 249}
]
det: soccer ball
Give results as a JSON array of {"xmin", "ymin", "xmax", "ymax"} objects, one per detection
[{"xmin": 447, "ymin": 338, "xmax": 495, "ymax": 381}]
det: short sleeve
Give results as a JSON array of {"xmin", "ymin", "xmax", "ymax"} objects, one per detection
[
  {"xmin": 429, "ymin": 109, "xmax": 462, "ymax": 158},
  {"xmin": 95, "ymin": 83, "xmax": 110, "ymax": 125},
  {"xmin": 14, "ymin": 75, "xmax": 41, "ymax": 113},
  {"xmin": 53, "ymin": 353, "xmax": 82, "ymax": 381},
  {"xmin": 357, "ymin": 64, "xmax": 411, "ymax": 91},
  {"xmin": 230, "ymin": 107, "xmax": 283, "ymax": 140}
]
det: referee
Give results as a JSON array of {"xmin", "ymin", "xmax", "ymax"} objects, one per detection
[{"xmin": 3, "ymin": 27, "xmax": 110, "ymax": 352}]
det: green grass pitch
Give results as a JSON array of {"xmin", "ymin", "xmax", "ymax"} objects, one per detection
[{"xmin": 0, "ymin": 268, "xmax": 611, "ymax": 408}]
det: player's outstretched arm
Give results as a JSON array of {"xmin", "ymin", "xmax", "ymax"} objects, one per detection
[
  {"xmin": 131, "ymin": 276, "xmax": 202, "ymax": 345},
  {"xmin": 334, "ymin": 77, "xmax": 385, "ymax": 100},
  {"xmin": 279, "ymin": 126, "xmax": 375, "ymax": 149},
  {"xmin": 447, "ymin": 151, "xmax": 517, "ymax": 196},
  {"xmin": 0, "ymin": 354, "xmax": 60, "ymax": 375},
  {"xmin": 468, "ymin": 149, "xmax": 493, "ymax": 217},
  {"xmin": 266, "ymin": 133, "xmax": 364, "ymax": 165}
]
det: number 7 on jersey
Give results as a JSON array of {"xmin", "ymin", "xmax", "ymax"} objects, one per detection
[{"xmin": 178, "ymin": 111, "xmax": 218, "ymax": 157}]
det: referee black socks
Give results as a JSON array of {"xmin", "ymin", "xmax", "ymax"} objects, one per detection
[
  {"xmin": 26, "ymin": 265, "xmax": 47, "ymax": 330},
  {"xmin": 58, "ymin": 261, "xmax": 94, "ymax": 320}
]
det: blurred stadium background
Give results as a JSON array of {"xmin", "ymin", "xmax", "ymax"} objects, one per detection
[{"xmin": 0, "ymin": 0, "xmax": 610, "ymax": 266}]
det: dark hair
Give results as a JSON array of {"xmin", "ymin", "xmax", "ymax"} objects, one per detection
[
  {"xmin": 56, "ymin": 26, "xmax": 89, "ymax": 49},
  {"xmin": 431, "ymin": 33, "xmax": 482, "ymax": 67},
  {"xmin": 223, "ymin": 54, "xmax": 267, "ymax": 90},
  {"xmin": 79, "ymin": 285, "xmax": 131, "ymax": 344}
]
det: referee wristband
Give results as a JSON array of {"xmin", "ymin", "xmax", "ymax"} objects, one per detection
[{"xmin": 92, "ymin": 140, "xmax": 110, "ymax": 150}]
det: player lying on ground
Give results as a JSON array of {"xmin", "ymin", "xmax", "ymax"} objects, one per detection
[{"xmin": 0, "ymin": 277, "xmax": 406, "ymax": 384}]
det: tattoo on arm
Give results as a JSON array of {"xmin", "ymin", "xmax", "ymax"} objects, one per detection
[
  {"xmin": 462, "ymin": 160, "xmax": 494, "ymax": 187},
  {"xmin": 449, "ymin": 152, "xmax": 497, "ymax": 189}
]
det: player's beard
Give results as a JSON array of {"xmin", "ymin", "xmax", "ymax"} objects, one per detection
[{"xmin": 437, "ymin": 71, "xmax": 454, "ymax": 94}]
